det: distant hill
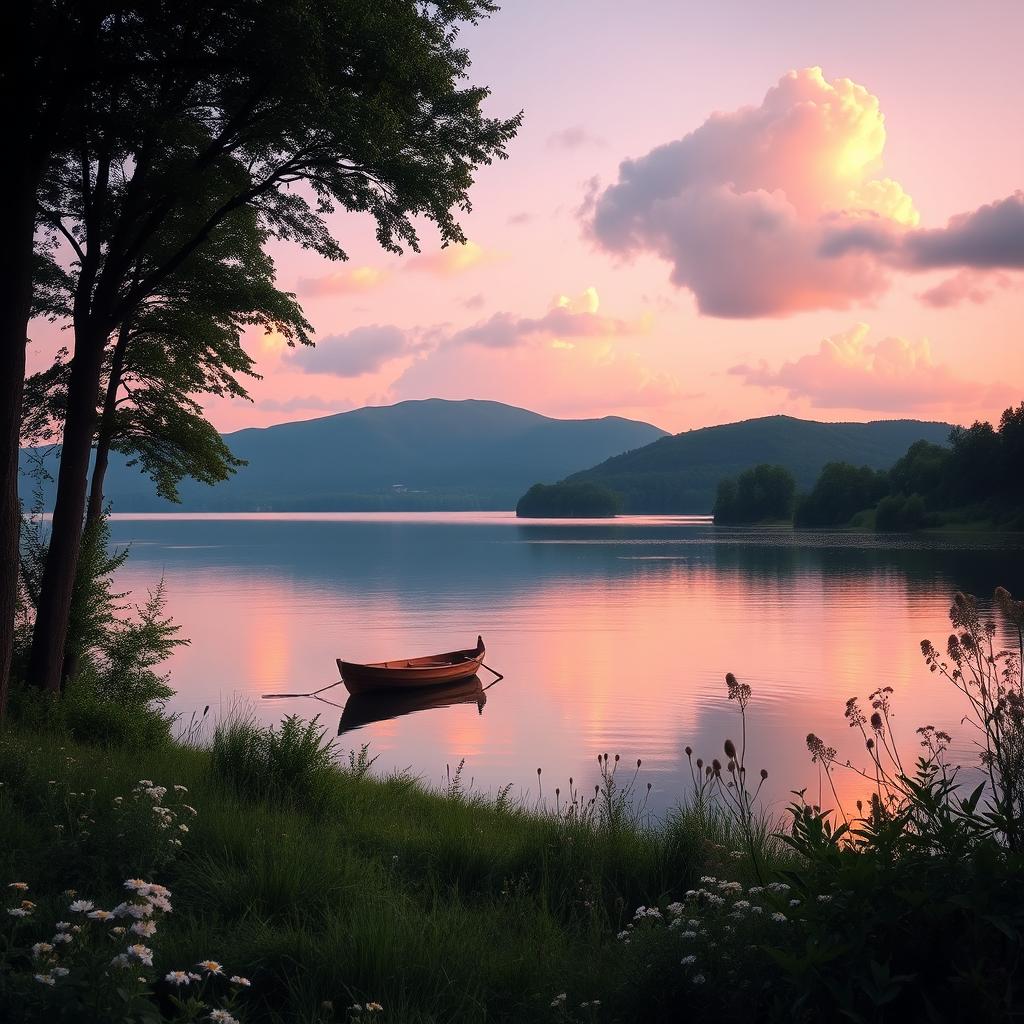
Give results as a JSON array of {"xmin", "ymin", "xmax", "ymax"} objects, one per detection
[
  {"xmin": 23, "ymin": 399, "xmax": 667, "ymax": 512},
  {"xmin": 565, "ymin": 415, "xmax": 952, "ymax": 513}
]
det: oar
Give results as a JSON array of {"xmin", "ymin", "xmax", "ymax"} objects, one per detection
[{"xmin": 262, "ymin": 678, "xmax": 345, "ymax": 699}]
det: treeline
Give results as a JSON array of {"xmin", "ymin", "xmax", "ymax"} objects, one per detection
[
  {"xmin": 516, "ymin": 481, "xmax": 622, "ymax": 518},
  {"xmin": 0, "ymin": 2, "xmax": 519, "ymax": 719},
  {"xmin": 714, "ymin": 403, "xmax": 1024, "ymax": 530}
]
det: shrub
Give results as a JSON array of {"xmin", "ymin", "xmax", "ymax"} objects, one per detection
[{"xmin": 211, "ymin": 712, "xmax": 338, "ymax": 805}]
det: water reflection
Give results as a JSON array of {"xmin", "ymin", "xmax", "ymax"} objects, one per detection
[
  {"xmin": 108, "ymin": 513, "xmax": 1024, "ymax": 812},
  {"xmin": 338, "ymin": 676, "xmax": 487, "ymax": 735}
]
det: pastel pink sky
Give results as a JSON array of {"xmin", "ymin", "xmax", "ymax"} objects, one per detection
[{"xmin": 28, "ymin": 1, "xmax": 1024, "ymax": 434}]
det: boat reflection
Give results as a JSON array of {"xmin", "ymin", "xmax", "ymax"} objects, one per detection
[{"xmin": 338, "ymin": 675, "xmax": 487, "ymax": 735}]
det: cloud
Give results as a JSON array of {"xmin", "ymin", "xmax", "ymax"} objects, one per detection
[
  {"xmin": 729, "ymin": 323, "xmax": 1012, "ymax": 411},
  {"xmin": 404, "ymin": 241, "xmax": 492, "ymax": 275},
  {"xmin": 917, "ymin": 269, "xmax": 1013, "ymax": 309},
  {"xmin": 449, "ymin": 288, "xmax": 641, "ymax": 349},
  {"xmin": 547, "ymin": 125, "xmax": 605, "ymax": 150},
  {"xmin": 296, "ymin": 265, "xmax": 388, "ymax": 297},
  {"xmin": 588, "ymin": 67, "xmax": 1024, "ymax": 317},
  {"xmin": 508, "ymin": 211, "xmax": 531, "ymax": 225},
  {"xmin": 287, "ymin": 325, "xmax": 416, "ymax": 377}
]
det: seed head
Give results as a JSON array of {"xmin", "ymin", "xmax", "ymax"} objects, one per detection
[{"xmin": 724, "ymin": 739, "xmax": 737, "ymax": 759}]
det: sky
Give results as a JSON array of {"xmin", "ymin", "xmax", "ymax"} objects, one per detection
[{"xmin": 30, "ymin": 0, "xmax": 1024, "ymax": 435}]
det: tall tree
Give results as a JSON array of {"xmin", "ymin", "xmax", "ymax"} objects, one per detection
[{"xmin": 27, "ymin": 1, "xmax": 520, "ymax": 693}]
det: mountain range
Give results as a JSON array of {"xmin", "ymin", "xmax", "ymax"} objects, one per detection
[
  {"xmin": 22, "ymin": 401, "xmax": 953, "ymax": 514},
  {"xmin": 24, "ymin": 399, "xmax": 666, "ymax": 512},
  {"xmin": 567, "ymin": 414, "xmax": 951, "ymax": 513}
]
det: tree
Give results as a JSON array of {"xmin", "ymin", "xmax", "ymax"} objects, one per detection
[
  {"xmin": 26, "ymin": 1, "xmax": 521, "ymax": 694},
  {"xmin": 794, "ymin": 462, "xmax": 889, "ymax": 527},
  {"xmin": 713, "ymin": 465, "xmax": 796, "ymax": 524}
]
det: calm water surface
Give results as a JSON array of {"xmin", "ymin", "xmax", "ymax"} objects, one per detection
[{"xmin": 109, "ymin": 512, "xmax": 1024, "ymax": 813}]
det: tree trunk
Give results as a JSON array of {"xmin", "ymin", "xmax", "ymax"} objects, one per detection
[
  {"xmin": 0, "ymin": 182, "xmax": 34, "ymax": 719},
  {"xmin": 26, "ymin": 324, "xmax": 107, "ymax": 693},
  {"xmin": 85, "ymin": 323, "xmax": 128, "ymax": 530}
]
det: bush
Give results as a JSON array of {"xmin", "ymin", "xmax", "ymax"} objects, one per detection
[
  {"xmin": 713, "ymin": 465, "xmax": 795, "ymax": 524},
  {"xmin": 515, "ymin": 481, "xmax": 622, "ymax": 518},
  {"xmin": 211, "ymin": 712, "xmax": 338, "ymax": 805},
  {"xmin": 875, "ymin": 492, "xmax": 927, "ymax": 530}
]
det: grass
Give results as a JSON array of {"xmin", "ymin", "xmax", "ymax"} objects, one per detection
[{"xmin": 0, "ymin": 721, "xmax": 774, "ymax": 1023}]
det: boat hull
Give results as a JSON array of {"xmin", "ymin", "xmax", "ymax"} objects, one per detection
[
  {"xmin": 338, "ymin": 676, "xmax": 486, "ymax": 733},
  {"xmin": 337, "ymin": 637, "xmax": 485, "ymax": 695}
]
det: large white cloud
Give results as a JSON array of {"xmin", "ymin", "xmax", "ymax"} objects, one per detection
[{"xmin": 589, "ymin": 68, "xmax": 1024, "ymax": 316}]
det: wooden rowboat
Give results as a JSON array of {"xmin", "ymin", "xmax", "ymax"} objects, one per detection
[
  {"xmin": 338, "ymin": 676, "xmax": 486, "ymax": 734},
  {"xmin": 337, "ymin": 636, "xmax": 486, "ymax": 695}
]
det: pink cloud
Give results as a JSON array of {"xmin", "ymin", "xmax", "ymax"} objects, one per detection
[
  {"xmin": 589, "ymin": 68, "xmax": 1024, "ymax": 317},
  {"xmin": 547, "ymin": 125, "xmax": 605, "ymax": 150},
  {"xmin": 404, "ymin": 241, "xmax": 494, "ymax": 275},
  {"xmin": 296, "ymin": 265, "xmax": 388, "ymax": 297},
  {"xmin": 729, "ymin": 324, "xmax": 1013, "ymax": 411},
  {"xmin": 917, "ymin": 269, "xmax": 1013, "ymax": 309},
  {"xmin": 286, "ymin": 325, "xmax": 418, "ymax": 377}
]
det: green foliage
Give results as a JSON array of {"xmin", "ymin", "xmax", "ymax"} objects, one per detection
[
  {"xmin": 713, "ymin": 464, "xmax": 796, "ymax": 524},
  {"xmin": 211, "ymin": 712, "xmax": 339, "ymax": 806},
  {"xmin": 874, "ymin": 492, "xmax": 927, "ymax": 530},
  {"xmin": 569, "ymin": 415, "xmax": 950, "ymax": 513},
  {"xmin": 515, "ymin": 481, "xmax": 622, "ymax": 518},
  {"xmin": 793, "ymin": 461, "xmax": 888, "ymax": 527}
]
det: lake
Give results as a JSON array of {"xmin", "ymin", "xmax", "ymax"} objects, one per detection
[{"xmin": 109, "ymin": 512, "xmax": 1024, "ymax": 815}]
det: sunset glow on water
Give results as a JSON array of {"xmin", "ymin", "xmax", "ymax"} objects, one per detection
[{"xmin": 111, "ymin": 513, "xmax": 1024, "ymax": 815}]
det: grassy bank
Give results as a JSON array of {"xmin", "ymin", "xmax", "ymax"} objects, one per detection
[{"xmin": 0, "ymin": 722, "xmax": 759, "ymax": 1023}]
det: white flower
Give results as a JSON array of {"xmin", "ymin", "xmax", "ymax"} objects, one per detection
[
  {"xmin": 616, "ymin": 929, "xmax": 630, "ymax": 940},
  {"xmin": 692, "ymin": 973, "xmax": 706, "ymax": 984},
  {"xmin": 137, "ymin": 780, "xmax": 154, "ymax": 787},
  {"xmin": 183, "ymin": 805, "xmax": 198, "ymax": 816},
  {"xmin": 52, "ymin": 967, "xmax": 69, "ymax": 978},
  {"xmin": 52, "ymin": 932, "xmax": 73, "ymax": 944},
  {"xmin": 178, "ymin": 824, "xmax": 189, "ymax": 833},
  {"xmin": 110, "ymin": 954, "xmax": 132, "ymax": 969},
  {"xmin": 127, "ymin": 944, "xmax": 154, "ymax": 966},
  {"xmin": 733, "ymin": 900, "xmax": 751, "ymax": 911},
  {"xmin": 751, "ymin": 905, "xmax": 763, "ymax": 915},
  {"xmin": 124, "ymin": 879, "xmax": 150, "ymax": 894},
  {"xmin": 114, "ymin": 901, "xmax": 153, "ymax": 919},
  {"xmin": 789, "ymin": 899, "xmax": 801, "ymax": 907},
  {"xmin": 209, "ymin": 1012, "xmax": 239, "ymax": 1024},
  {"xmin": 680, "ymin": 955, "xmax": 697, "ymax": 966},
  {"xmin": 165, "ymin": 971, "xmax": 192, "ymax": 986},
  {"xmin": 148, "ymin": 894, "xmax": 172, "ymax": 912},
  {"xmin": 817, "ymin": 895, "xmax": 833, "ymax": 904},
  {"xmin": 144, "ymin": 786, "xmax": 168, "ymax": 801},
  {"xmin": 69, "ymin": 900, "xmax": 94, "ymax": 913},
  {"xmin": 31, "ymin": 942, "xmax": 54, "ymax": 958},
  {"xmin": 34, "ymin": 973, "xmax": 56, "ymax": 986},
  {"xmin": 550, "ymin": 992, "xmax": 567, "ymax": 1007},
  {"xmin": 768, "ymin": 882, "xmax": 791, "ymax": 893},
  {"xmin": 88, "ymin": 910, "xmax": 114, "ymax": 921},
  {"xmin": 666, "ymin": 901, "xmax": 685, "ymax": 917},
  {"xmin": 131, "ymin": 920, "xmax": 157, "ymax": 938},
  {"xmin": 772, "ymin": 912, "xmax": 787, "ymax": 922},
  {"xmin": 365, "ymin": 1004, "xmax": 383, "ymax": 1013},
  {"xmin": 7, "ymin": 882, "xmax": 29, "ymax": 891},
  {"xmin": 7, "ymin": 908, "xmax": 30, "ymax": 918},
  {"xmin": 680, "ymin": 930, "xmax": 698, "ymax": 939},
  {"xmin": 173, "ymin": 785, "xmax": 189, "ymax": 793},
  {"xmin": 197, "ymin": 960, "xmax": 224, "ymax": 975},
  {"xmin": 748, "ymin": 886, "xmax": 765, "ymax": 895},
  {"xmin": 56, "ymin": 921, "xmax": 70, "ymax": 929},
  {"xmin": 229, "ymin": 975, "xmax": 251, "ymax": 987}
]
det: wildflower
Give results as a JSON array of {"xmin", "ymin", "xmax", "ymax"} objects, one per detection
[
  {"xmin": 52, "ymin": 932, "xmax": 73, "ymax": 944},
  {"xmin": 124, "ymin": 879, "xmax": 150, "ymax": 894},
  {"xmin": 69, "ymin": 899, "xmax": 94, "ymax": 913},
  {"xmin": 173, "ymin": 785, "xmax": 188, "ymax": 793},
  {"xmin": 366, "ymin": 1004, "xmax": 384, "ymax": 1013},
  {"xmin": 789, "ymin": 899, "xmax": 801, "ymax": 907},
  {"xmin": 7, "ymin": 882, "xmax": 28, "ymax": 891},
  {"xmin": 111, "ymin": 926, "xmax": 127, "ymax": 936},
  {"xmin": 34, "ymin": 973, "xmax": 56, "ymax": 986},
  {"xmin": 165, "ymin": 970, "xmax": 191, "ymax": 986},
  {"xmin": 771, "ymin": 912, "xmax": 787, "ymax": 922},
  {"xmin": 148, "ymin": 894, "xmax": 172, "ymax": 912},
  {"xmin": 210, "ymin": 1012, "xmax": 239, "ymax": 1024},
  {"xmin": 197, "ymin": 960, "xmax": 224, "ymax": 975},
  {"xmin": 52, "ymin": 967, "xmax": 69, "ymax": 978},
  {"xmin": 7, "ymin": 908, "xmax": 30, "ymax": 918},
  {"xmin": 733, "ymin": 900, "xmax": 751, "ymax": 911},
  {"xmin": 183, "ymin": 805, "xmax": 198, "ymax": 816},
  {"xmin": 138, "ymin": 780, "xmax": 154, "ymax": 787},
  {"xmin": 550, "ymin": 992, "xmax": 567, "ymax": 1007},
  {"xmin": 114, "ymin": 901, "xmax": 153, "ymax": 919},
  {"xmin": 127, "ymin": 944, "xmax": 154, "ymax": 966},
  {"xmin": 724, "ymin": 738, "xmax": 737, "ymax": 759},
  {"xmin": 616, "ymin": 929, "xmax": 630, "ymax": 940},
  {"xmin": 229, "ymin": 976, "xmax": 251, "ymax": 987},
  {"xmin": 113, "ymin": 796, "xmax": 124, "ymax": 805},
  {"xmin": 667, "ymin": 901, "xmax": 685, "ymax": 916},
  {"xmin": 56, "ymin": 921, "xmax": 70, "ymax": 929},
  {"xmin": 169, "ymin": 839, "xmax": 182, "ymax": 848},
  {"xmin": 692, "ymin": 973, "xmax": 706, "ymax": 984},
  {"xmin": 31, "ymin": 942, "xmax": 54, "ymax": 958},
  {"xmin": 767, "ymin": 882, "xmax": 791, "ymax": 893},
  {"xmin": 131, "ymin": 920, "xmax": 157, "ymax": 938},
  {"xmin": 88, "ymin": 910, "xmax": 115, "ymax": 921},
  {"xmin": 699, "ymin": 875, "xmax": 718, "ymax": 884},
  {"xmin": 110, "ymin": 954, "xmax": 132, "ymax": 969},
  {"xmin": 178, "ymin": 824, "xmax": 189, "ymax": 833},
  {"xmin": 680, "ymin": 955, "xmax": 697, "ymax": 966},
  {"xmin": 145, "ymin": 883, "xmax": 171, "ymax": 899},
  {"xmin": 817, "ymin": 895, "xmax": 834, "ymax": 904}
]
